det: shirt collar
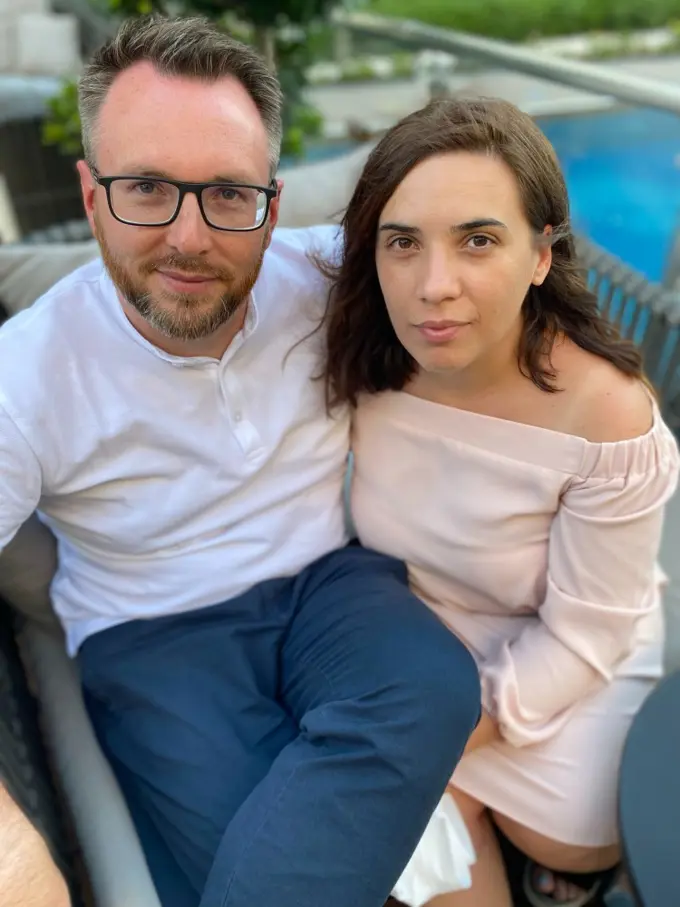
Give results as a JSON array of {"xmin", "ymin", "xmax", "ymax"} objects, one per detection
[{"xmin": 99, "ymin": 262, "xmax": 259, "ymax": 368}]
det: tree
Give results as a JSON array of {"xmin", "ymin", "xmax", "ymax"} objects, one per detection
[{"xmin": 44, "ymin": 0, "xmax": 337, "ymax": 159}]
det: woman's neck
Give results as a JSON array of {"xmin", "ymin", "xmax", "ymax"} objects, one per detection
[{"xmin": 410, "ymin": 324, "xmax": 525, "ymax": 406}]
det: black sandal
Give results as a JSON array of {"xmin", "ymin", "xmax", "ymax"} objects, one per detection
[{"xmin": 523, "ymin": 860, "xmax": 620, "ymax": 906}]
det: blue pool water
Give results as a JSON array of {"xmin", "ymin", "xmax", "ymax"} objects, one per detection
[{"xmin": 538, "ymin": 108, "xmax": 680, "ymax": 283}]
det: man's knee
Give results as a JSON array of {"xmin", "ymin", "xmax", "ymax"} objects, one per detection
[
  {"xmin": 0, "ymin": 785, "xmax": 71, "ymax": 907},
  {"xmin": 400, "ymin": 625, "xmax": 480, "ymax": 758},
  {"xmin": 369, "ymin": 617, "xmax": 480, "ymax": 790}
]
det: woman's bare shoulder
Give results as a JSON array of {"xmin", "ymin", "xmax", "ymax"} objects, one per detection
[{"xmin": 553, "ymin": 341, "xmax": 653, "ymax": 443}]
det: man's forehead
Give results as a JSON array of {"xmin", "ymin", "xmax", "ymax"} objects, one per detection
[{"xmin": 95, "ymin": 62, "xmax": 269, "ymax": 172}]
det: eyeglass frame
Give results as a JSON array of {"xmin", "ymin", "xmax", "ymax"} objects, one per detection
[{"xmin": 89, "ymin": 167, "xmax": 278, "ymax": 233}]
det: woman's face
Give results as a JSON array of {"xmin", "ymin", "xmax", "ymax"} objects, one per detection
[{"xmin": 375, "ymin": 151, "xmax": 552, "ymax": 379}]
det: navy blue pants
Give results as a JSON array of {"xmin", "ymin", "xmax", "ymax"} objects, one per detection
[{"xmin": 79, "ymin": 545, "xmax": 480, "ymax": 907}]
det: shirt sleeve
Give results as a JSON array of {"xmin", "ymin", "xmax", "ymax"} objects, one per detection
[
  {"xmin": 0, "ymin": 402, "xmax": 42, "ymax": 551},
  {"xmin": 481, "ymin": 419, "xmax": 680, "ymax": 748}
]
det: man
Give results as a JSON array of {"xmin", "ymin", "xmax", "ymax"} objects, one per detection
[{"xmin": 0, "ymin": 15, "xmax": 480, "ymax": 907}]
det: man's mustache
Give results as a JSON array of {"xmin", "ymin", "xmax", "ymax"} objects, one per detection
[{"xmin": 141, "ymin": 255, "xmax": 233, "ymax": 281}]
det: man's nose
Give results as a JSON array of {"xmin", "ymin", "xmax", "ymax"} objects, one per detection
[{"xmin": 164, "ymin": 193, "xmax": 212, "ymax": 256}]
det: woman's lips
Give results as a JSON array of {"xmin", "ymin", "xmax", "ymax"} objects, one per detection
[{"xmin": 417, "ymin": 321, "xmax": 469, "ymax": 343}]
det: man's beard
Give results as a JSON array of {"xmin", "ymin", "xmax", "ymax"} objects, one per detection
[{"xmin": 94, "ymin": 217, "xmax": 267, "ymax": 341}]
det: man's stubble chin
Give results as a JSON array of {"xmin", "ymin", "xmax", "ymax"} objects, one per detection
[{"xmin": 93, "ymin": 215, "xmax": 268, "ymax": 341}]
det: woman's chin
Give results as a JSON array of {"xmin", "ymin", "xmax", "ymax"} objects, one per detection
[{"xmin": 417, "ymin": 349, "xmax": 470, "ymax": 376}]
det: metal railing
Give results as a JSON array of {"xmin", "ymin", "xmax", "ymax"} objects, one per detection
[
  {"xmin": 575, "ymin": 237, "xmax": 680, "ymax": 431},
  {"xmin": 333, "ymin": 10, "xmax": 680, "ymax": 115}
]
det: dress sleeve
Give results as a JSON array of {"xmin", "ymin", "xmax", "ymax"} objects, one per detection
[
  {"xmin": 480, "ymin": 417, "xmax": 680, "ymax": 748},
  {"xmin": 0, "ymin": 401, "xmax": 42, "ymax": 551}
]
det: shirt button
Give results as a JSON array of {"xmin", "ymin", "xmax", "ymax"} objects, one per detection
[{"xmin": 234, "ymin": 411, "xmax": 242, "ymax": 422}]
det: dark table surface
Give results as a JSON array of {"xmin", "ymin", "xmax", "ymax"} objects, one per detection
[{"xmin": 619, "ymin": 670, "xmax": 680, "ymax": 907}]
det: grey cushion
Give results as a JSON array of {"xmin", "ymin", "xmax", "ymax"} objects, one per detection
[
  {"xmin": 0, "ymin": 241, "xmax": 99, "ymax": 316},
  {"xmin": 0, "ymin": 516, "xmax": 58, "ymax": 627},
  {"xmin": 18, "ymin": 622, "xmax": 162, "ymax": 907},
  {"xmin": 277, "ymin": 141, "xmax": 373, "ymax": 227}
]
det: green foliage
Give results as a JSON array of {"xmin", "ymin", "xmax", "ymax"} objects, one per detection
[
  {"xmin": 42, "ymin": 79, "xmax": 83, "ymax": 156},
  {"xmin": 281, "ymin": 102, "xmax": 324, "ymax": 157},
  {"xmin": 339, "ymin": 58, "xmax": 379, "ymax": 81},
  {"xmin": 43, "ymin": 0, "xmax": 332, "ymax": 160},
  {"xmin": 391, "ymin": 51, "xmax": 415, "ymax": 78},
  {"xmin": 103, "ymin": 0, "xmax": 339, "ymax": 28},
  {"xmin": 368, "ymin": 0, "xmax": 680, "ymax": 41},
  {"xmin": 107, "ymin": 0, "xmax": 157, "ymax": 13}
]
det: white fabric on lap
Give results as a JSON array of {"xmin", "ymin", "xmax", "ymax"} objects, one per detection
[{"xmin": 392, "ymin": 792, "xmax": 475, "ymax": 906}]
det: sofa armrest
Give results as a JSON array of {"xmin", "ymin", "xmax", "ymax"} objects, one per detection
[{"xmin": 17, "ymin": 621, "xmax": 161, "ymax": 907}]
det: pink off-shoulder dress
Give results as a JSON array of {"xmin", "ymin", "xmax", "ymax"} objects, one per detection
[{"xmin": 351, "ymin": 390, "xmax": 679, "ymax": 847}]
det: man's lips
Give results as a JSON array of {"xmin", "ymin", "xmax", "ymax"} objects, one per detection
[{"xmin": 156, "ymin": 269, "xmax": 218, "ymax": 291}]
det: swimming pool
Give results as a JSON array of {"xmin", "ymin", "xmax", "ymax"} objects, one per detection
[{"xmin": 538, "ymin": 107, "xmax": 680, "ymax": 284}]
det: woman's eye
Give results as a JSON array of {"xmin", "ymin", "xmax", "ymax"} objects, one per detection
[
  {"xmin": 389, "ymin": 236, "xmax": 415, "ymax": 251},
  {"xmin": 467, "ymin": 234, "xmax": 494, "ymax": 250}
]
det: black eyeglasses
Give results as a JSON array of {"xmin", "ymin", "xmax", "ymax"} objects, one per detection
[{"xmin": 91, "ymin": 168, "xmax": 277, "ymax": 232}]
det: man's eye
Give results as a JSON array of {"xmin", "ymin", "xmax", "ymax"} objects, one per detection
[{"xmin": 131, "ymin": 181, "xmax": 160, "ymax": 194}]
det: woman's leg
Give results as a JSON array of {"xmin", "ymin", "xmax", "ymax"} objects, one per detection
[
  {"xmin": 448, "ymin": 675, "xmax": 651, "ymax": 905},
  {"xmin": 493, "ymin": 811, "xmax": 619, "ymax": 903},
  {"xmin": 421, "ymin": 790, "xmax": 619, "ymax": 907},
  {"xmin": 427, "ymin": 789, "xmax": 512, "ymax": 907}
]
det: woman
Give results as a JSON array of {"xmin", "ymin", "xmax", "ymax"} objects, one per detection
[{"xmin": 322, "ymin": 98, "xmax": 680, "ymax": 906}]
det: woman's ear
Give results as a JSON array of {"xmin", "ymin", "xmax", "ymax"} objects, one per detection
[{"xmin": 532, "ymin": 225, "xmax": 553, "ymax": 287}]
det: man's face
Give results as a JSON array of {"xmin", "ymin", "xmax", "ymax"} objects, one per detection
[{"xmin": 77, "ymin": 61, "xmax": 280, "ymax": 342}]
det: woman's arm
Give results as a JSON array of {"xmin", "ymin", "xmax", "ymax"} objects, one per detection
[{"xmin": 481, "ymin": 395, "xmax": 679, "ymax": 749}]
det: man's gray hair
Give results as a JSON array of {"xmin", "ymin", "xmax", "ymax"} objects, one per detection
[{"xmin": 78, "ymin": 15, "xmax": 284, "ymax": 177}]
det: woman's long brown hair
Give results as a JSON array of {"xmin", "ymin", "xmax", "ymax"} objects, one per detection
[{"xmin": 320, "ymin": 98, "xmax": 644, "ymax": 408}]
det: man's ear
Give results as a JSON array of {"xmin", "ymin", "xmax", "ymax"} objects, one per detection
[
  {"xmin": 76, "ymin": 160, "xmax": 96, "ymax": 234},
  {"xmin": 263, "ymin": 178, "xmax": 284, "ymax": 249}
]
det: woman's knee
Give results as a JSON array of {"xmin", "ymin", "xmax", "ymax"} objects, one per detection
[{"xmin": 492, "ymin": 810, "xmax": 620, "ymax": 873}]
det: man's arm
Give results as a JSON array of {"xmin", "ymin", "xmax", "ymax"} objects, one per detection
[{"xmin": 0, "ymin": 401, "xmax": 42, "ymax": 553}]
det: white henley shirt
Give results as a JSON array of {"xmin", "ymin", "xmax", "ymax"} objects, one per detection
[{"xmin": 0, "ymin": 225, "xmax": 350, "ymax": 654}]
